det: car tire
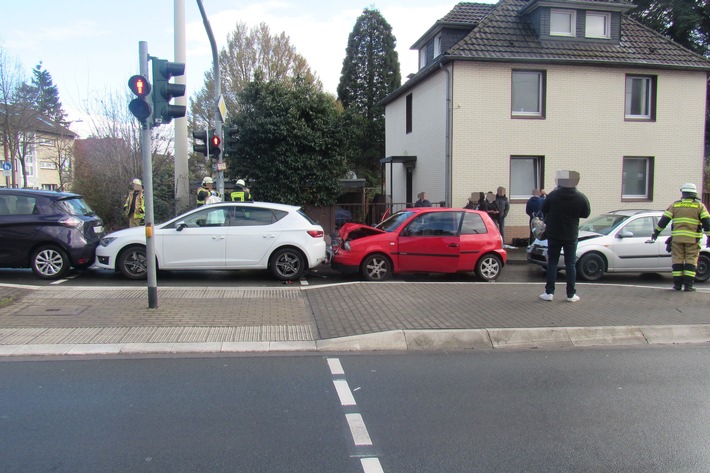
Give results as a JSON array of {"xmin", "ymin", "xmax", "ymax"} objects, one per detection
[
  {"xmin": 695, "ymin": 253, "xmax": 710, "ymax": 282},
  {"xmin": 476, "ymin": 253, "xmax": 502, "ymax": 281},
  {"xmin": 118, "ymin": 245, "xmax": 148, "ymax": 280},
  {"xmin": 270, "ymin": 248, "xmax": 306, "ymax": 281},
  {"xmin": 361, "ymin": 253, "xmax": 392, "ymax": 281},
  {"xmin": 31, "ymin": 245, "xmax": 70, "ymax": 279},
  {"xmin": 577, "ymin": 252, "xmax": 605, "ymax": 281}
]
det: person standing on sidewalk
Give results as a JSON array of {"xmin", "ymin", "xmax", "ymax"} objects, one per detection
[
  {"xmin": 526, "ymin": 189, "xmax": 544, "ymax": 246},
  {"xmin": 495, "ymin": 186, "xmax": 510, "ymax": 243},
  {"xmin": 650, "ymin": 183, "xmax": 710, "ymax": 292},
  {"xmin": 539, "ymin": 170, "xmax": 591, "ymax": 303},
  {"xmin": 123, "ymin": 178, "xmax": 145, "ymax": 227}
]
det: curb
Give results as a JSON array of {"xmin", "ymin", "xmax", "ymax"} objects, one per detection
[{"xmin": 1, "ymin": 325, "xmax": 708, "ymax": 357}]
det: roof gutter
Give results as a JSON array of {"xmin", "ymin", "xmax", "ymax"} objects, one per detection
[{"xmin": 439, "ymin": 62, "xmax": 453, "ymax": 208}]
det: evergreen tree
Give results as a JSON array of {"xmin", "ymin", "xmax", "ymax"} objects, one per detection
[
  {"xmin": 337, "ymin": 8, "xmax": 401, "ymax": 184},
  {"xmin": 30, "ymin": 62, "xmax": 66, "ymax": 124},
  {"xmin": 228, "ymin": 75, "xmax": 347, "ymax": 207}
]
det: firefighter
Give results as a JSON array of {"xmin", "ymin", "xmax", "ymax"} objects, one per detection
[
  {"xmin": 196, "ymin": 176, "xmax": 221, "ymax": 206},
  {"xmin": 228, "ymin": 178, "xmax": 251, "ymax": 202},
  {"xmin": 123, "ymin": 178, "xmax": 145, "ymax": 227},
  {"xmin": 651, "ymin": 183, "xmax": 710, "ymax": 291}
]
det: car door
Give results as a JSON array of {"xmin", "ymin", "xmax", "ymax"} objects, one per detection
[
  {"xmin": 225, "ymin": 206, "xmax": 283, "ymax": 267},
  {"xmin": 458, "ymin": 211, "xmax": 493, "ymax": 270},
  {"xmin": 397, "ymin": 211, "xmax": 461, "ymax": 273},
  {"xmin": 159, "ymin": 206, "xmax": 230, "ymax": 268},
  {"xmin": 0, "ymin": 194, "xmax": 39, "ymax": 266},
  {"xmin": 607, "ymin": 215, "xmax": 659, "ymax": 270}
]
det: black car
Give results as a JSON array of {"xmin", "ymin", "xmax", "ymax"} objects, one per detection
[{"xmin": 0, "ymin": 188, "xmax": 104, "ymax": 279}]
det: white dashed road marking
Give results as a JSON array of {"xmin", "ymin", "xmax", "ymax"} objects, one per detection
[{"xmin": 327, "ymin": 357, "xmax": 385, "ymax": 473}]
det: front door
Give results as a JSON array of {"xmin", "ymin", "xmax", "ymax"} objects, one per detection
[{"xmin": 397, "ymin": 212, "xmax": 461, "ymax": 273}]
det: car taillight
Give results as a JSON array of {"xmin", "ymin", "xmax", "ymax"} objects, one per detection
[
  {"xmin": 307, "ymin": 230, "xmax": 324, "ymax": 238},
  {"xmin": 59, "ymin": 216, "xmax": 83, "ymax": 228}
]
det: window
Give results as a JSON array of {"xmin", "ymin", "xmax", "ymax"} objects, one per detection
[
  {"xmin": 625, "ymin": 75, "xmax": 656, "ymax": 120},
  {"xmin": 510, "ymin": 156, "xmax": 543, "ymax": 199},
  {"xmin": 586, "ymin": 12, "xmax": 610, "ymax": 38},
  {"xmin": 40, "ymin": 162, "xmax": 57, "ymax": 170},
  {"xmin": 512, "ymin": 71, "xmax": 545, "ymax": 117},
  {"xmin": 461, "ymin": 212, "xmax": 488, "ymax": 235},
  {"xmin": 550, "ymin": 9, "xmax": 576, "ymax": 37},
  {"xmin": 37, "ymin": 138, "xmax": 56, "ymax": 147},
  {"xmin": 41, "ymin": 184, "xmax": 58, "ymax": 191},
  {"xmin": 622, "ymin": 156, "xmax": 653, "ymax": 200},
  {"xmin": 434, "ymin": 34, "xmax": 443, "ymax": 57},
  {"xmin": 419, "ymin": 48, "xmax": 427, "ymax": 69},
  {"xmin": 406, "ymin": 93, "xmax": 413, "ymax": 133},
  {"xmin": 622, "ymin": 216, "xmax": 655, "ymax": 237},
  {"xmin": 233, "ymin": 207, "xmax": 277, "ymax": 226}
]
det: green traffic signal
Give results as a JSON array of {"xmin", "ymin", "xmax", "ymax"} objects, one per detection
[{"xmin": 151, "ymin": 58, "xmax": 186, "ymax": 126}]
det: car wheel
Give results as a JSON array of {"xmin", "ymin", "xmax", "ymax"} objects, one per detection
[
  {"xmin": 31, "ymin": 245, "xmax": 70, "ymax": 279},
  {"xmin": 118, "ymin": 245, "xmax": 148, "ymax": 280},
  {"xmin": 695, "ymin": 253, "xmax": 710, "ymax": 282},
  {"xmin": 361, "ymin": 253, "xmax": 392, "ymax": 281},
  {"xmin": 476, "ymin": 253, "xmax": 502, "ymax": 281},
  {"xmin": 270, "ymin": 248, "xmax": 306, "ymax": 281},
  {"xmin": 577, "ymin": 252, "xmax": 605, "ymax": 281}
]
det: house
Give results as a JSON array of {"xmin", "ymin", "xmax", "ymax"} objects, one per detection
[
  {"xmin": 1, "ymin": 109, "xmax": 76, "ymax": 190},
  {"xmin": 380, "ymin": 0, "xmax": 710, "ymax": 244}
]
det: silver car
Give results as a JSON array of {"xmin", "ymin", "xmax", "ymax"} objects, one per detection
[{"xmin": 527, "ymin": 209, "xmax": 710, "ymax": 282}]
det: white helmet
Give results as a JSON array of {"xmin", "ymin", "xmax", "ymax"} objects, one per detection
[
  {"xmin": 680, "ymin": 182, "xmax": 697, "ymax": 193},
  {"xmin": 202, "ymin": 176, "xmax": 213, "ymax": 185},
  {"xmin": 236, "ymin": 179, "xmax": 245, "ymax": 186},
  {"xmin": 131, "ymin": 178, "xmax": 142, "ymax": 186}
]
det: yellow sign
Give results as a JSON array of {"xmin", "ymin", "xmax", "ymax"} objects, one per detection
[{"xmin": 218, "ymin": 95, "xmax": 227, "ymax": 122}]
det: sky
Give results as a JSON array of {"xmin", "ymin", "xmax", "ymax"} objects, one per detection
[{"xmin": 0, "ymin": 0, "xmax": 495, "ymax": 138}]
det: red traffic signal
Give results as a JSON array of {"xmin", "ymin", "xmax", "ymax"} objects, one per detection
[
  {"xmin": 128, "ymin": 75, "xmax": 151, "ymax": 98},
  {"xmin": 211, "ymin": 135, "xmax": 221, "ymax": 147}
]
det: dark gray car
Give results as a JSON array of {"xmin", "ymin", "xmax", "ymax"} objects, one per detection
[{"xmin": 0, "ymin": 188, "xmax": 104, "ymax": 279}]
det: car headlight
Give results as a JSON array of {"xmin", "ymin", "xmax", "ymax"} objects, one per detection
[
  {"xmin": 100, "ymin": 236, "xmax": 118, "ymax": 247},
  {"xmin": 343, "ymin": 240, "xmax": 351, "ymax": 251}
]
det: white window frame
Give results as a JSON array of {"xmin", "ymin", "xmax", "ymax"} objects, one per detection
[
  {"xmin": 622, "ymin": 156, "xmax": 653, "ymax": 199},
  {"xmin": 510, "ymin": 156, "xmax": 543, "ymax": 200},
  {"xmin": 40, "ymin": 161, "xmax": 58, "ymax": 170},
  {"xmin": 585, "ymin": 12, "xmax": 611, "ymax": 38},
  {"xmin": 550, "ymin": 9, "xmax": 576, "ymax": 37},
  {"xmin": 419, "ymin": 48, "xmax": 427, "ymax": 69},
  {"xmin": 625, "ymin": 75, "xmax": 654, "ymax": 119},
  {"xmin": 512, "ymin": 70, "xmax": 545, "ymax": 117},
  {"xmin": 434, "ymin": 34, "xmax": 443, "ymax": 57}
]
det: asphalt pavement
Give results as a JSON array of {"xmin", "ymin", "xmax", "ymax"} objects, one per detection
[{"xmin": 0, "ymin": 249, "xmax": 708, "ymax": 356}]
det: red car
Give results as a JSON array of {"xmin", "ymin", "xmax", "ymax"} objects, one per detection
[{"xmin": 331, "ymin": 208, "xmax": 506, "ymax": 281}]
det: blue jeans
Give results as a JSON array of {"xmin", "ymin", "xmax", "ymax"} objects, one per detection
[{"xmin": 545, "ymin": 238, "xmax": 578, "ymax": 298}]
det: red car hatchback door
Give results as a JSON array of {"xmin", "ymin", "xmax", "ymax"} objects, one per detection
[{"xmin": 396, "ymin": 211, "xmax": 462, "ymax": 273}]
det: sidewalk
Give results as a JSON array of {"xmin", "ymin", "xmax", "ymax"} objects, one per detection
[{"xmin": 0, "ymin": 249, "xmax": 708, "ymax": 356}]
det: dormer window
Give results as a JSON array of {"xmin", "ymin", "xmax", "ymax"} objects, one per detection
[
  {"xmin": 434, "ymin": 34, "xmax": 443, "ymax": 57},
  {"xmin": 586, "ymin": 12, "xmax": 611, "ymax": 39},
  {"xmin": 550, "ymin": 9, "xmax": 576, "ymax": 37}
]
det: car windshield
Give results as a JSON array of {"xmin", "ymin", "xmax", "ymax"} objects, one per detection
[
  {"xmin": 578, "ymin": 214, "xmax": 629, "ymax": 235},
  {"xmin": 375, "ymin": 211, "xmax": 415, "ymax": 232},
  {"xmin": 56, "ymin": 197, "xmax": 96, "ymax": 216}
]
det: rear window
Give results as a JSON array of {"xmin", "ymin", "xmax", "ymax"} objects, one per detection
[
  {"xmin": 55, "ymin": 197, "xmax": 95, "ymax": 216},
  {"xmin": 461, "ymin": 212, "xmax": 488, "ymax": 234}
]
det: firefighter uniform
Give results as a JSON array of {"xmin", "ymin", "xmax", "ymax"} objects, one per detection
[
  {"xmin": 651, "ymin": 183, "xmax": 710, "ymax": 291},
  {"xmin": 124, "ymin": 179, "xmax": 145, "ymax": 227}
]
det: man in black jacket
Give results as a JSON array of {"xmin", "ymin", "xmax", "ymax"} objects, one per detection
[{"xmin": 539, "ymin": 170, "xmax": 591, "ymax": 303}]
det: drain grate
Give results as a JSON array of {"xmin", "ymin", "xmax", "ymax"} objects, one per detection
[{"xmin": 13, "ymin": 305, "xmax": 88, "ymax": 316}]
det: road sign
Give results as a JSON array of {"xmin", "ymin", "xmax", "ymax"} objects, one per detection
[{"xmin": 2, "ymin": 162, "xmax": 11, "ymax": 171}]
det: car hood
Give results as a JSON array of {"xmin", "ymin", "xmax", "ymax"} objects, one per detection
[
  {"xmin": 104, "ymin": 226, "xmax": 146, "ymax": 239},
  {"xmin": 532, "ymin": 230, "xmax": 602, "ymax": 248},
  {"xmin": 338, "ymin": 222, "xmax": 385, "ymax": 241}
]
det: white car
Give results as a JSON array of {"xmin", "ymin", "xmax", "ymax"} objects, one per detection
[
  {"xmin": 95, "ymin": 202, "xmax": 327, "ymax": 281},
  {"xmin": 527, "ymin": 209, "xmax": 710, "ymax": 282}
]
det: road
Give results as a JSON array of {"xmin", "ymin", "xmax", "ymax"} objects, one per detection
[
  {"xmin": 0, "ymin": 253, "xmax": 675, "ymax": 288},
  {"xmin": 2, "ymin": 346, "xmax": 710, "ymax": 472}
]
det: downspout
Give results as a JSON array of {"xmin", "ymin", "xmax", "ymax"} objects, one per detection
[{"xmin": 439, "ymin": 61, "xmax": 452, "ymax": 207}]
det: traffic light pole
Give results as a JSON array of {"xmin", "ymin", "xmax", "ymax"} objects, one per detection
[
  {"xmin": 139, "ymin": 41, "xmax": 159, "ymax": 309},
  {"xmin": 197, "ymin": 0, "xmax": 223, "ymax": 196}
]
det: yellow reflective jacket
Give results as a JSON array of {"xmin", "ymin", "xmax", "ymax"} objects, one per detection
[
  {"xmin": 655, "ymin": 198, "xmax": 710, "ymax": 243},
  {"xmin": 124, "ymin": 190, "xmax": 145, "ymax": 219}
]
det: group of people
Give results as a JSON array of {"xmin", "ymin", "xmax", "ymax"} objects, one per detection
[{"xmin": 463, "ymin": 187, "xmax": 511, "ymax": 241}]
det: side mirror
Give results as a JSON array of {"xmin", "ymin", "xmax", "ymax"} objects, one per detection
[
  {"xmin": 618, "ymin": 231, "xmax": 634, "ymax": 239},
  {"xmin": 176, "ymin": 221, "xmax": 187, "ymax": 232}
]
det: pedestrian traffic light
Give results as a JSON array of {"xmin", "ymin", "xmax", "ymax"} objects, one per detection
[
  {"xmin": 192, "ymin": 129, "xmax": 208, "ymax": 157},
  {"xmin": 128, "ymin": 75, "xmax": 152, "ymax": 123},
  {"xmin": 209, "ymin": 134, "xmax": 221, "ymax": 158},
  {"xmin": 151, "ymin": 58, "xmax": 186, "ymax": 126},
  {"xmin": 224, "ymin": 126, "xmax": 238, "ymax": 155}
]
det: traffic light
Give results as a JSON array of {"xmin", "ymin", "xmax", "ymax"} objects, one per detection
[
  {"xmin": 151, "ymin": 58, "xmax": 186, "ymax": 126},
  {"xmin": 128, "ymin": 75, "xmax": 152, "ymax": 123},
  {"xmin": 192, "ymin": 129, "xmax": 208, "ymax": 157},
  {"xmin": 209, "ymin": 134, "xmax": 221, "ymax": 158},
  {"xmin": 224, "ymin": 126, "xmax": 238, "ymax": 155}
]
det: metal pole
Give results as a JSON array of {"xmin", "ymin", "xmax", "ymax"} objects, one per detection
[
  {"xmin": 174, "ymin": 0, "xmax": 189, "ymax": 214},
  {"xmin": 139, "ymin": 41, "xmax": 158, "ymax": 309},
  {"xmin": 196, "ymin": 0, "xmax": 223, "ymax": 196}
]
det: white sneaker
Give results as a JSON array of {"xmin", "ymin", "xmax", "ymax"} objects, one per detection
[
  {"xmin": 566, "ymin": 295, "xmax": 580, "ymax": 303},
  {"xmin": 539, "ymin": 293, "xmax": 554, "ymax": 301}
]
